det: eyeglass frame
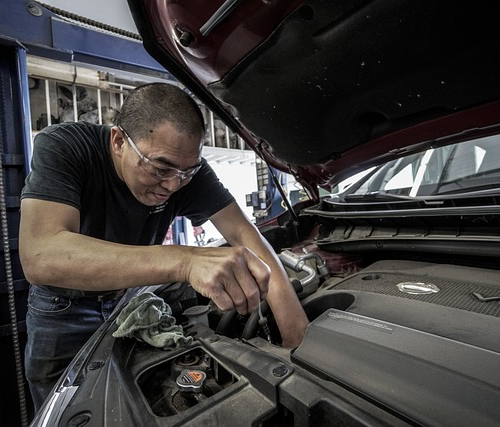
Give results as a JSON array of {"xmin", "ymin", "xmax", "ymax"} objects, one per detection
[{"xmin": 118, "ymin": 126, "xmax": 202, "ymax": 181}]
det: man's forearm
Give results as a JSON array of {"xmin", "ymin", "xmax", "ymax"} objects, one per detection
[
  {"xmin": 263, "ymin": 259, "xmax": 309, "ymax": 347},
  {"xmin": 21, "ymin": 230, "xmax": 191, "ymax": 290}
]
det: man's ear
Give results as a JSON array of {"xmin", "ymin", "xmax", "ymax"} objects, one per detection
[{"xmin": 110, "ymin": 126, "xmax": 125, "ymax": 157}]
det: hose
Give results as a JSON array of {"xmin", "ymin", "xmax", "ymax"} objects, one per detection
[
  {"xmin": 241, "ymin": 299, "xmax": 270, "ymax": 342},
  {"xmin": 214, "ymin": 309, "xmax": 239, "ymax": 336},
  {"xmin": 278, "ymin": 250, "xmax": 324, "ymax": 290}
]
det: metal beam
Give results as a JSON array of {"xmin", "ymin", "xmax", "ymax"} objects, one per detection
[{"xmin": 0, "ymin": 0, "xmax": 172, "ymax": 79}]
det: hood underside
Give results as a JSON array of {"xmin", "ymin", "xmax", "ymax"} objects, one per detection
[{"xmin": 128, "ymin": 0, "xmax": 500, "ymax": 197}]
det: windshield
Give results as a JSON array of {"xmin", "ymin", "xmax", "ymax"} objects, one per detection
[{"xmin": 349, "ymin": 135, "xmax": 500, "ymax": 198}]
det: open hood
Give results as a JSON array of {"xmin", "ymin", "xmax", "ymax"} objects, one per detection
[{"xmin": 127, "ymin": 0, "xmax": 500, "ymax": 199}]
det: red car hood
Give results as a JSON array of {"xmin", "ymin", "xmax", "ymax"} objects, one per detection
[{"xmin": 127, "ymin": 0, "xmax": 500, "ymax": 200}]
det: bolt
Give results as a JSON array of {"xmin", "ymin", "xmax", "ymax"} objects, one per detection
[
  {"xmin": 272, "ymin": 365, "xmax": 289, "ymax": 377},
  {"xmin": 28, "ymin": 3, "xmax": 43, "ymax": 17},
  {"xmin": 179, "ymin": 31, "xmax": 194, "ymax": 47}
]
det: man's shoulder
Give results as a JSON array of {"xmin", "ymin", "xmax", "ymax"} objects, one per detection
[
  {"xmin": 35, "ymin": 122, "xmax": 111, "ymax": 152},
  {"xmin": 39, "ymin": 121, "xmax": 108, "ymax": 138}
]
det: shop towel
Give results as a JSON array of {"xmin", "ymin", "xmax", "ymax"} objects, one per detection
[{"xmin": 112, "ymin": 292, "xmax": 192, "ymax": 349}]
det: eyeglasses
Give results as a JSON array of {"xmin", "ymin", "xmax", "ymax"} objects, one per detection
[{"xmin": 118, "ymin": 126, "xmax": 202, "ymax": 181}]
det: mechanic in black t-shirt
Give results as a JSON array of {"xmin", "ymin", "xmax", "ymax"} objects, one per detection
[{"xmin": 19, "ymin": 83, "xmax": 309, "ymax": 412}]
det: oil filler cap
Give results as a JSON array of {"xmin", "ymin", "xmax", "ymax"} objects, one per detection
[{"xmin": 176, "ymin": 369, "xmax": 207, "ymax": 393}]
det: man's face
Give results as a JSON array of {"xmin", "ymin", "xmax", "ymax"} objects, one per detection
[{"xmin": 114, "ymin": 122, "xmax": 203, "ymax": 206}]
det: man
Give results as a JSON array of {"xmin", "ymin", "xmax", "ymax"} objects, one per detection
[{"xmin": 19, "ymin": 83, "xmax": 309, "ymax": 412}]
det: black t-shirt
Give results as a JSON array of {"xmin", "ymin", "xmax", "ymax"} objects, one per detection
[{"xmin": 22, "ymin": 122, "xmax": 235, "ymax": 247}]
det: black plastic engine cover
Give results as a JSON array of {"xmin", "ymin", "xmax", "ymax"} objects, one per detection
[{"xmin": 291, "ymin": 309, "xmax": 500, "ymax": 427}]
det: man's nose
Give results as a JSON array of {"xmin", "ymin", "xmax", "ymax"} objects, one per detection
[{"xmin": 160, "ymin": 177, "xmax": 183, "ymax": 192}]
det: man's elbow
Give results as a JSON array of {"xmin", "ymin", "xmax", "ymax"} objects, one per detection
[{"xmin": 19, "ymin": 248, "xmax": 45, "ymax": 284}]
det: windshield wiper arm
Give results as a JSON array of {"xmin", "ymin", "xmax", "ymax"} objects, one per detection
[{"xmin": 345, "ymin": 191, "xmax": 418, "ymax": 201}]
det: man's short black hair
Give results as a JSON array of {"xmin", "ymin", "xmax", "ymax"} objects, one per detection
[{"xmin": 116, "ymin": 83, "xmax": 206, "ymax": 141}]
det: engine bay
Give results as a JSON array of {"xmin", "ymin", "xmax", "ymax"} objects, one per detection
[
  {"xmin": 94, "ymin": 252, "xmax": 500, "ymax": 426},
  {"xmin": 49, "ymin": 210, "xmax": 500, "ymax": 427}
]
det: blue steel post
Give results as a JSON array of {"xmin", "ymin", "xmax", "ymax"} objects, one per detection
[{"xmin": 0, "ymin": 38, "xmax": 33, "ymax": 427}]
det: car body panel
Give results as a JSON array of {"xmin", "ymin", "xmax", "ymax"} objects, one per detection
[{"xmin": 129, "ymin": 0, "xmax": 500, "ymax": 197}]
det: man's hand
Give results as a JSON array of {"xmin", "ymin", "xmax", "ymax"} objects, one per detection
[
  {"xmin": 185, "ymin": 246, "xmax": 271, "ymax": 315},
  {"xmin": 210, "ymin": 202, "xmax": 309, "ymax": 348}
]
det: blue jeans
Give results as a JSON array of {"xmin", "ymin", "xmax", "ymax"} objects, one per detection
[{"xmin": 24, "ymin": 285, "xmax": 122, "ymax": 413}]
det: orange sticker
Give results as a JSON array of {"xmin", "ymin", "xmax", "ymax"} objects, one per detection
[{"xmin": 187, "ymin": 371, "xmax": 204, "ymax": 382}]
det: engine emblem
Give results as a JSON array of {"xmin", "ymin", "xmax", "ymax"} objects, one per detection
[{"xmin": 397, "ymin": 282, "xmax": 440, "ymax": 295}]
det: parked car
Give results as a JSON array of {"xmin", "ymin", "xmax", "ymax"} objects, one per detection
[{"xmin": 32, "ymin": 1, "xmax": 500, "ymax": 426}]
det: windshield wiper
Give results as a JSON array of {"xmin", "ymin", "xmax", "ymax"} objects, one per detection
[
  {"xmin": 434, "ymin": 168, "xmax": 500, "ymax": 195},
  {"xmin": 433, "ymin": 185, "xmax": 500, "ymax": 197},
  {"xmin": 344, "ymin": 191, "xmax": 420, "ymax": 202}
]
